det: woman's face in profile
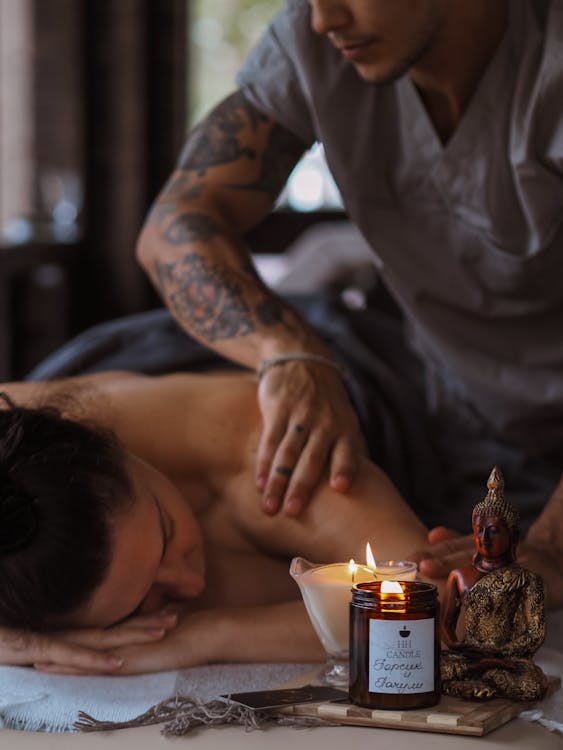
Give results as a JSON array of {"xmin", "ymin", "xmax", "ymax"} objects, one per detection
[{"xmin": 71, "ymin": 454, "xmax": 206, "ymax": 629}]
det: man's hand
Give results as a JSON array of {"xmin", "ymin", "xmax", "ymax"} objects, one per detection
[
  {"xmin": 256, "ymin": 360, "xmax": 367, "ymax": 517},
  {"xmin": 412, "ymin": 524, "xmax": 563, "ymax": 610},
  {"xmin": 411, "ymin": 527, "xmax": 474, "ymax": 580},
  {"xmin": 0, "ymin": 612, "xmax": 177, "ymax": 675}
]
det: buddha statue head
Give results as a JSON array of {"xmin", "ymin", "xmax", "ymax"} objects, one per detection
[{"xmin": 471, "ymin": 466, "xmax": 520, "ymax": 569}]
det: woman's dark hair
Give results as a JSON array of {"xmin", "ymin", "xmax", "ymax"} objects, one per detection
[{"xmin": 0, "ymin": 392, "xmax": 132, "ymax": 631}]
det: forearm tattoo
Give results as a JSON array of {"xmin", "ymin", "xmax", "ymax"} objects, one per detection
[
  {"xmin": 154, "ymin": 254, "xmax": 255, "ymax": 342},
  {"xmin": 255, "ymin": 298, "xmax": 284, "ymax": 327}
]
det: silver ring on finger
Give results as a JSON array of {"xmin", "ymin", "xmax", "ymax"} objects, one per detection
[{"xmin": 274, "ymin": 465, "xmax": 293, "ymax": 479}]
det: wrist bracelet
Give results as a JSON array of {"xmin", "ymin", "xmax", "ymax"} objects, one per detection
[{"xmin": 256, "ymin": 352, "xmax": 348, "ymax": 382}]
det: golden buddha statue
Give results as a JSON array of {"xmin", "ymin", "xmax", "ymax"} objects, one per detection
[{"xmin": 440, "ymin": 466, "xmax": 548, "ymax": 701}]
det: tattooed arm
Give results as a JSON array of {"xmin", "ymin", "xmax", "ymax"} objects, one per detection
[{"xmin": 137, "ymin": 90, "xmax": 366, "ymax": 518}]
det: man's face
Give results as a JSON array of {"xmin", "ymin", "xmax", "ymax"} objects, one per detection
[{"xmin": 308, "ymin": 0, "xmax": 448, "ymax": 83}]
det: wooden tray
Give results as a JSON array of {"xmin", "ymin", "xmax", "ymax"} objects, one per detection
[{"xmin": 277, "ymin": 675, "xmax": 560, "ymax": 736}]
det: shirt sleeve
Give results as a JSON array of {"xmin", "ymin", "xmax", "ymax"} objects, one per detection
[{"xmin": 236, "ymin": 0, "xmax": 317, "ymax": 147}]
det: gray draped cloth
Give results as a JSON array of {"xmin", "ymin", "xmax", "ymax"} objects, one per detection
[{"xmin": 26, "ymin": 293, "xmax": 560, "ymax": 533}]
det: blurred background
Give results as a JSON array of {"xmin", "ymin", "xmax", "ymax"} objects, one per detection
[{"xmin": 0, "ymin": 0, "xmax": 348, "ymax": 380}]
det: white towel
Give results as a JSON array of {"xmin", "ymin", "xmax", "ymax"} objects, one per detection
[
  {"xmin": 0, "ymin": 662, "xmax": 318, "ymax": 733},
  {"xmin": 0, "ymin": 667, "xmax": 178, "ymax": 732}
]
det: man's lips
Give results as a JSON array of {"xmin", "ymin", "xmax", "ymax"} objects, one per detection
[{"xmin": 333, "ymin": 38, "xmax": 377, "ymax": 61}]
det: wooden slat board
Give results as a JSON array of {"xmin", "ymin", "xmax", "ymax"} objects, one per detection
[{"xmin": 276, "ymin": 675, "xmax": 560, "ymax": 736}]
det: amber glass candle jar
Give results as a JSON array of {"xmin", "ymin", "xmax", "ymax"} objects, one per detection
[{"xmin": 349, "ymin": 581, "xmax": 440, "ymax": 710}]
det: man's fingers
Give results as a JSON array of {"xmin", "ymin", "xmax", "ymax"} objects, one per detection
[
  {"xmin": 418, "ymin": 548, "xmax": 474, "ymax": 578},
  {"xmin": 256, "ymin": 360, "xmax": 365, "ymax": 516},
  {"xmin": 256, "ymin": 415, "xmax": 288, "ymax": 502},
  {"xmin": 410, "ymin": 531, "xmax": 475, "ymax": 579},
  {"xmin": 427, "ymin": 526, "xmax": 461, "ymax": 544},
  {"xmin": 281, "ymin": 433, "xmax": 331, "ymax": 517},
  {"xmin": 418, "ymin": 557, "xmax": 452, "ymax": 578},
  {"xmin": 261, "ymin": 419, "xmax": 311, "ymax": 514},
  {"xmin": 328, "ymin": 437, "xmax": 359, "ymax": 494}
]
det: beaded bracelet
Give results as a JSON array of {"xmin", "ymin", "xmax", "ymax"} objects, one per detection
[{"xmin": 256, "ymin": 352, "xmax": 349, "ymax": 383}]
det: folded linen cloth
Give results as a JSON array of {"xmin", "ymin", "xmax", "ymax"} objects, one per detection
[
  {"xmin": 0, "ymin": 662, "xmax": 318, "ymax": 733},
  {"xmin": 0, "ymin": 668, "xmax": 178, "ymax": 732}
]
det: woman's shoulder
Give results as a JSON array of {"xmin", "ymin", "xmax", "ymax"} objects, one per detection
[{"xmin": 96, "ymin": 370, "xmax": 261, "ymax": 483}]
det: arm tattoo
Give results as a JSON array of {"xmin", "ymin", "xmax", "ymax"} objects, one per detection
[
  {"xmin": 164, "ymin": 212, "xmax": 220, "ymax": 245},
  {"xmin": 146, "ymin": 202, "xmax": 177, "ymax": 226},
  {"xmin": 255, "ymin": 298, "xmax": 284, "ymax": 327},
  {"xmin": 163, "ymin": 173, "xmax": 203, "ymax": 201},
  {"xmin": 177, "ymin": 91, "xmax": 266, "ymax": 175},
  {"xmin": 154, "ymin": 254, "xmax": 256, "ymax": 343},
  {"xmin": 146, "ymin": 175, "xmax": 203, "ymax": 226},
  {"xmin": 229, "ymin": 122, "xmax": 307, "ymax": 200}
]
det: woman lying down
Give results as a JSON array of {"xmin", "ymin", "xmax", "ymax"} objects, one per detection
[
  {"xmin": 0, "ymin": 370, "xmax": 484, "ymax": 675},
  {"xmin": 0, "ymin": 369, "xmax": 436, "ymax": 675}
]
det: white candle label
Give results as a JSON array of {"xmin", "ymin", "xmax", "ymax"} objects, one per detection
[{"xmin": 368, "ymin": 618, "xmax": 435, "ymax": 694}]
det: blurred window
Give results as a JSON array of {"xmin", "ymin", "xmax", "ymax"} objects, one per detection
[
  {"xmin": 0, "ymin": 0, "xmax": 83, "ymax": 245},
  {"xmin": 189, "ymin": 0, "xmax": 343, "ymax": 212}
]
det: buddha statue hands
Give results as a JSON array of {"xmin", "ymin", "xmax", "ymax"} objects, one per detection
[{"xmin": 440, "ymin": 466, "xmax": 548, "ymax": 702}]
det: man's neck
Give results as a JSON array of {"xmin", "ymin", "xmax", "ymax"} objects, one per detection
[{"xmin": 408, "ymin": 0, "xmax": 509, "ymax": 143}]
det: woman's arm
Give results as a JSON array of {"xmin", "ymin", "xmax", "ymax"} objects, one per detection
[
  {"xmin": 34, "ymin": 602, "xmax": 322, "ymax": 675},
  {"xmin": 0, "ymin": 611, "xmax": 179, "ymax": 674}
]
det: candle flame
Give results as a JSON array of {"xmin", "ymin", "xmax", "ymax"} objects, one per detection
[
  {"xmin": 365, "ymin": 542, "xmax": 376, "ymax": 571},
  {"xmin": 381, "ymin": 580, "xmax": 404, "ymax": 594}
]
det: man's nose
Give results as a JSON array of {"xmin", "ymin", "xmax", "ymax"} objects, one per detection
[{"xmin": 309, "ymin": 0, "xmax": 350, "ymax": 36}]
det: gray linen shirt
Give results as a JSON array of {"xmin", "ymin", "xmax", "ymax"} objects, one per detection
[{"xmin": 237, "ymin": 0, "xmax": 563, "ymax": 458}]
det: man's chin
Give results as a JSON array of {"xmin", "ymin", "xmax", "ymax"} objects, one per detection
[{"xmin": 352, "ymin": 61, "xmax": 409, "ymax": 86}]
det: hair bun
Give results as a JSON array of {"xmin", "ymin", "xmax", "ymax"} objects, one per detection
[{"xmin": 0, "ymin": 478, "xmax": 37, "ymax": 553}]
